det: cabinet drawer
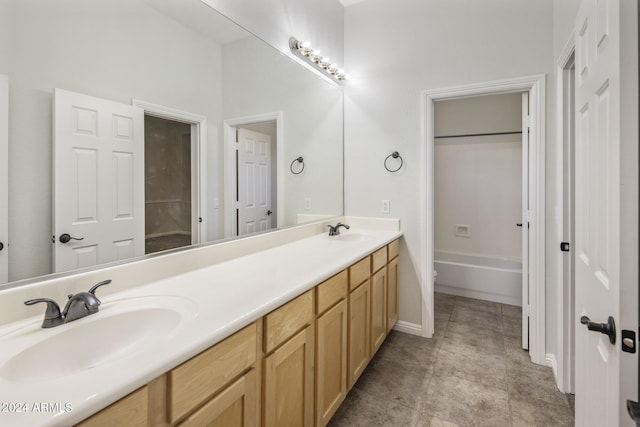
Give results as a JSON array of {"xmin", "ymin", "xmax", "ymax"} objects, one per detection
[
  {"xmin": 317, "ymin": 270, "xmax": 348, "ymax": 314},
  {"xmin": 388, "ymin": 239, "xmax": 399, "ymax": 261},
  {"xmin": 372, "ymin": 247, "xmax": 387, "ymax": 273},
  {"xmin": 349, "ymin": 256, "xmax": 370, "ymax": 290},
  {"xmin": 76, "ymin": 386, "xmax": 148, "ymax": 427},
  {"xmin": 168, "ymin": 323, "xmax": 257, "ymax": 424},
  {"xmin": 264, "ymin": 290, "xmax": 313, "ymax": 353}
]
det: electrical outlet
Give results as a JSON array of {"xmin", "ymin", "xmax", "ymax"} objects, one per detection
[
  {"xmin": 382, "ymin": 200, "xmax": 390, "ymax": 213},
  {"xmin": 213, "ymin": 198, "xmax": 219, "ymax": 209},
  {"xmin": 304, "ymin": 198, "xmax": 311, "ymax": 210}
]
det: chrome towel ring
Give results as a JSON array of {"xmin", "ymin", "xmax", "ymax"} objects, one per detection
[
  {"xmin": 290, "ymin": 156, "xmax": 304, "ymax": 174},
  {"xmin": 384, "ymin": 151, "xmax": 403, "ymax": 172}
]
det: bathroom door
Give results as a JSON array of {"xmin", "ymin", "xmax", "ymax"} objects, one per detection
[
  {"xmin": 53, "ymin": 89, "xmax": 145, "ymax": 273},
  {"xmin": 0, "ymin": 75, "xmax": 8, "ymax": 284},
  {"xmin": 573, "ymin": 0, "xmax": 637, "ymax": 424},
  {"xmin": 237, "ymin": 128, "xmax": 272, "ymax": 235}
]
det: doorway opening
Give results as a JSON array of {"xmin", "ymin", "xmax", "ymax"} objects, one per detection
[
  {"xmin": 144, "ymin": 115, "xmax": 192, "ymax": 254},
  {"xmin": 233, "ymin": 122, "xmax": 277, "ymax": 236},
  {"xmin": 133, "ymin": 99, "xmax": 208, "ymax": 253},
  {"xmin": 422, "ymin": 75, "xmax": 546, "ymax": 365},
  {"xmin": 224, "ymin": 112, "xmax": 283, "ymax": 238},
  {"xmin": 433, "ymin": 92, "xmax": 528, "ymax": 345}
]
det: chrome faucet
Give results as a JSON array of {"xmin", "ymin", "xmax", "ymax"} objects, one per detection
[
  {"xmin": 25, "ymin": 280, "xmax": 111, "ymax": 328},
  {"xmin": 328, "ymin": 222, "xmax": 350, "ymax": 236}
]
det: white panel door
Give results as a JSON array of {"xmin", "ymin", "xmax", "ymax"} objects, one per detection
[
  {"xmin": 0, "ymin": 75, "xmax": 7, "ymax": 284},
  {"xmin": 574, "ymin": 1, "xmax": 624, "ymax": 425},
  {"xmin": 237, "ymin": 128, "xmax": 271, "ymax": 236},
  {"xmin": 521, "ymin": 92, "xmax": 529, "ymax": 350},
  {"xmin": 53, "ymin": 89, "xmax": 144, "ymax": 272}
]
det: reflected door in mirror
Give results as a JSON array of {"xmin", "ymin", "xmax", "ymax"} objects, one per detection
[
  {"xmin": 53, "ymin": 89, "xmax": 145, "ymax": 273},
  {"xmin": 237, "ymin": 128, "xmax": 273, "ymax": 236}
]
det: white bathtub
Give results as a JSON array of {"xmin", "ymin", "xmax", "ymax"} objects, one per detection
[{"xmin": 434, "ymin": 251, "xmax": 522, "ymax": 306}]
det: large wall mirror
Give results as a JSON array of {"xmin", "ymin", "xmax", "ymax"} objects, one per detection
[{"xmin": 0, "ymin": 0, "xmax": 344, "ymax": 286}]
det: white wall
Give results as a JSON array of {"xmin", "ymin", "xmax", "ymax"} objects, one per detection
[
  {"xmin": 435, "ymin": 137, "xmax": 523, "ymax": 260},
  {"xmin": 434, "ymin": 94, "xmax": 522, "ymax": 261},
  {"xmin": 553, "ymin": 0, "xmax": 581, "ymax": 58},
  {"xmin": 222, "ymin": 37, "xmax": 344, "ymax": 225},
  {"xmin": 1, "ymin": 0, "xmax": 222, "ymax": 281},
  {"xmin": 201, "ymin": 0, "xmax": 344, "ymax": 66},
  {"xmin": 344, "ymin": 0, "xmax": 555, "ymax": 332}
]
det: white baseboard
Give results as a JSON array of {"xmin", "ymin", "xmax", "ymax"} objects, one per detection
[
  {"xmin": 546, "ymin": 352, "xmax": 563, "ymax": 391},
  {"xmin": 392, "ymin": 320, "xmax": 423, "ymax": 336}
]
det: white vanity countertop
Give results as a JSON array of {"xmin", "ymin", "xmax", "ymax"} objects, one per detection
[{"xmin": 0, "ymin": 228, "xmax": 401, "ymax": 426}]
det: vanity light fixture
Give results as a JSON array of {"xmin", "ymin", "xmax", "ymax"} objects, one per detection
[{"xmin": 289, "ymin": 37, "xmax": 350, "ymax": 82}]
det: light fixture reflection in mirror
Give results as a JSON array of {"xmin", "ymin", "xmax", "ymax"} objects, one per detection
[
  {"xmin": 289, "ymin": 37, "xmax": 351, "ymax": 81},
  {"xmin": 0, "ymin": 0, "xmax": 344, "ymax": 288}
]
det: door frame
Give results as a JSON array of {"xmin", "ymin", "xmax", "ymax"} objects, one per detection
[
  {"xmin": 555, "ymin": 34, "xmax": 576, "ymax": 394},
  {"xmin": 132, "ymin": 99, "xmax": 208, "ymax": 245},
  {"xmin": 421, "ymin": 74, "xmax": 547, "ymax": 365},
  {"xmin": 223, "ymin": 112, "xmax": 283, "ymax": 238},
  {"xmin": 0, "ymin": 75, "xmax": 8, "ymax": 284}
]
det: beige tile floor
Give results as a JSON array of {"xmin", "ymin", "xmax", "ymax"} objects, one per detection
[{"xmin": 328, "ymin": 292, "xmax": 575, "ymax": 427}]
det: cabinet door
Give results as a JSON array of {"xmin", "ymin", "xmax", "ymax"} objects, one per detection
[
  {"xmin": 348, "ymin": 280, "xmax": 370, "ymax": 388},
  {"xmin": 316, "ymin": 299, "xmax": 348, "ymax": 427},
  {"xmin": 76, "ymin": 386, "xmax": 148, "ymax": 427},
  {"xmin": 370, "ymin": 267, "xmax": 387, "ymax": 354},
  {"xmin": 264, "ymin": 326, "xmax": 314, "ymax": 427},
  {"xmin": 387, "ymin": 257, "xmax": 399, "ymax": 332},
  {"xmin": 178, "ymin": 370, "xmax": 257, "ymax": 427}
]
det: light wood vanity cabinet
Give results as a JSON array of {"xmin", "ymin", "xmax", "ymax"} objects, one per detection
[
  {"xmin": 315, "ymin": 271, "xmax": 349, "ymax": 427},
  {"xmin": 76, "ymin": 386, "xmax": 149, "ymax": 427},
  {"xmin": 168, "ymin": 323, "xmax": 258, "ymax": 425},
  {"xmin": 370, "ymin": 266, "xmax": 388, "ymax": 354},
  {"xmin": 178, "ymin": 370, "xmax": 257, "ymax": 427},
  {"xmin": 347, "ymin": 279, "xmax": 371, "ymax": 389},
  {"xmin": 263, "ymin": 290, "xmax": 314, "ymax": 427},
  {"xmin": 387, "ymin": 253, "xmax": 399, "ymax": 332},
  {"xmin": 77, "ymin": 239, "xmax": 400, "ymax": 427}
]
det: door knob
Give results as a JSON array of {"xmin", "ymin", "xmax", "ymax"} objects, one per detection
[
  {"xmin": 59, "ymin": 233, "xmax": 84, "ymax": 244},
  {"xmin": 580, "ymin": 315, "xmax": 616, "ymax": 345},
  {"xmin": 266, "ymin": 210, "xmax": 273, "ymax": 216},
  {"xmin": 0, "ymin": 241, "xmax": 3, "ymax": 251}
]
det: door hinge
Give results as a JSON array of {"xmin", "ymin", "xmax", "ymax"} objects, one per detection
[{"xmin": 560, "ymin": 242, "xmax": 570, "ymax": 252}]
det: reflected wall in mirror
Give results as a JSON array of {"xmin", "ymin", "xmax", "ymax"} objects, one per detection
[{"xmin": 0, "ymin": 0, "xmax": 343, "ymax": 285}]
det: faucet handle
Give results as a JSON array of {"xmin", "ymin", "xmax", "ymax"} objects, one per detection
[
  {"xmin": 88, "ymin": 279, "xmax": 112, "ymax": 296},
  {"xmin": 24, "ymin": 298, "xmax": 64, "ymax": 328}
]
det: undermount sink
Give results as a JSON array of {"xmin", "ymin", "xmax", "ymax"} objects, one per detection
[{"xmin": 1, "ymin": 296, "xmax": 196, "ymax": 383}]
